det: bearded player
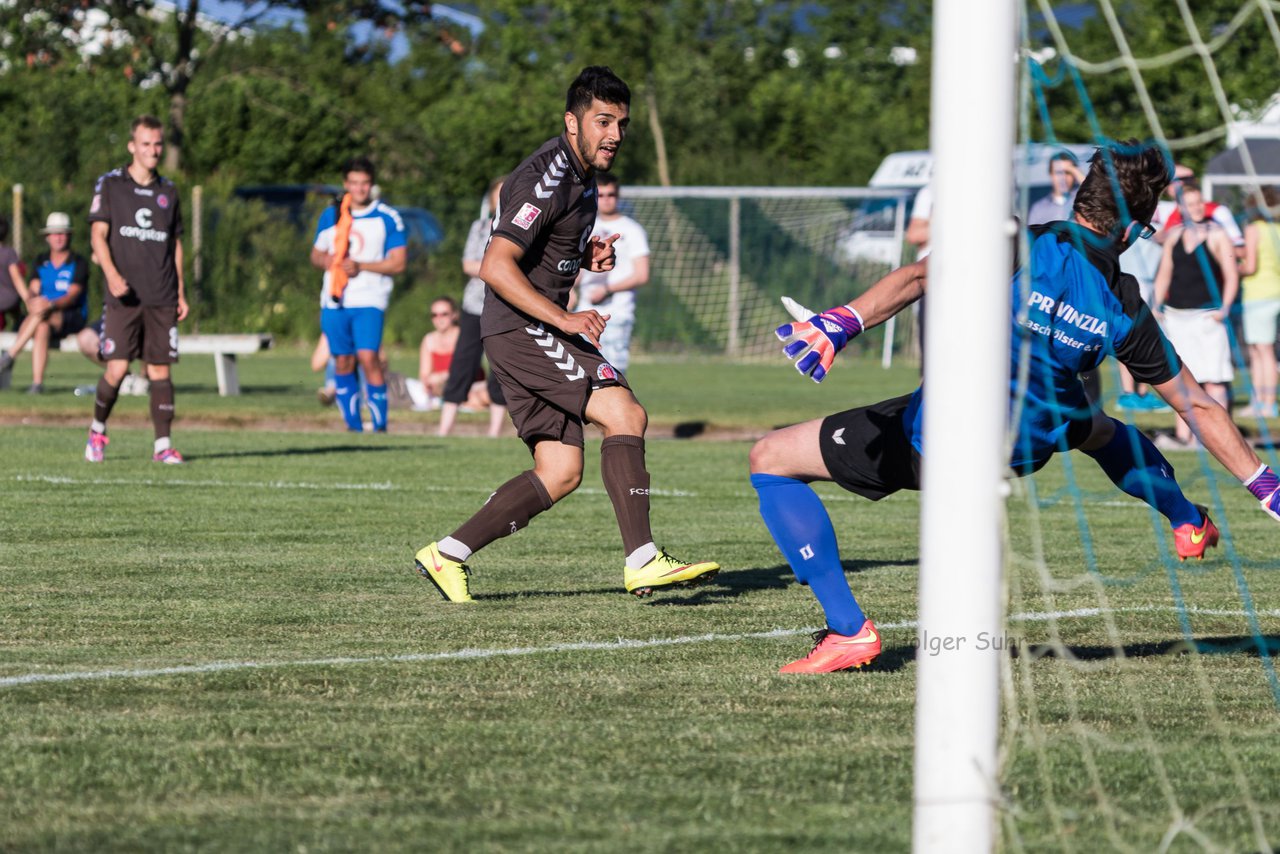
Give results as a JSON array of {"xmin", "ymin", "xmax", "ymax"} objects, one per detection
[
  {"xmin": 751, "ymin": 141, "xmax": 1280, "ymax": 673},
  {"xmin": 414, "ymin": 66, "xmax": 719, "ymax": 601}
]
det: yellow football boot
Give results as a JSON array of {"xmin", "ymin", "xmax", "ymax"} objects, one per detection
[
  {"xmin": 624, "ymin": 549, "xmax": 720, "ymax": 597},
  {"xmin": 415, "ymin": 542, "xmax": 474, "ymax": 603}
]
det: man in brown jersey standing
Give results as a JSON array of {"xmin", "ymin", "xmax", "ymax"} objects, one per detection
[
  {"xmin": 414, "ymin": 66, "xmax": 719, "ymax": 601},
  {"xmin": 84, "ymin": 114, "xmax": 187, "ymax": 463}
]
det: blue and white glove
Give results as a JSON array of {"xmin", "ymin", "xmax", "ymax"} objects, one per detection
[{"xmin": 775, "ymin": 299, "xmax": 865, "ymax": 383}]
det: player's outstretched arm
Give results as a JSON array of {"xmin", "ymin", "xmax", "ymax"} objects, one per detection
[
  {"xmin": 481, "ymin": 234, "xmax": 608, "ymax": 347},
  {"xmin": 1153, "ymin": 368, "xmax": 1258, "ymax": 479},
  {"xmin": 776, "ymin": 258, "xmax": 928, "ymax": 382},
  {"xmin": 1153, "ymin": 368, "xmax": 1280, "ymax": 521}
]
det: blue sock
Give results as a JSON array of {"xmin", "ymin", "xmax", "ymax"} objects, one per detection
[
  {"xmin": 334, "ymin": 372, "xmax": 364, "ymax": 432},
  {"xmin": 366, "ymin": 383, "xmax": 388, "ymax": 432},
  {"xmin": 750, "ymin": 473, "xmax": 866, "ymax": 635},
  {"xmin": 1082, "ymin": 419, "xmax": 1200, "ymax": 528}
]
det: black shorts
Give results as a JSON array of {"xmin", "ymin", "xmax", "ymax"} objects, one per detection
[
  {"xmin": 484, "ymin": 323, "xmax": 629, "ymax": 451},
  {"xmin": 49, "ymin": 309, "xmax": 87, "ymax": 344},
  {"xmin": 101, "ymin": 302, "xmax": 179, "ymax": 364},
  {"xmin": 819, "ymin": 394, "xmax": 922, "ymax": 500}
]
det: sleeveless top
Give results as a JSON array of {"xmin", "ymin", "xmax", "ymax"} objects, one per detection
[
  {"xmin": 1245, "ymin": 221, "xmax": 1280, "ymax": 302},
  {"xmin": 1167, "ymin": 231, "xmax": 1225, "ymax": 310}
]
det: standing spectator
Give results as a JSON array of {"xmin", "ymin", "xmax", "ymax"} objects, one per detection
[
  {"xmin": 83, "ymin": 115, "xmax": 188, "ymax": 464},
  {"xmin": 574, "ymin": 173, "xmax": 650, "ymax": 372},
  {"xmin": 1153, "ymin": 183, "xmax": 1239, "ymax": 449},
  {"xmin": 1160, "ymin": 164, "xmax": 1244, "ymax": 253},
  {"xmin": 905, "ymin": 181, "xmax": 932, "ymax": 366},
  {"xmin": 1239, "ymin": 189, "xmax": 1280, "ymax": 418},
  {"xmin": 0, "ymin": 214, "xmax": 27, "ymax": 335},
  {"xmin": 413, "ymin": 65, "xmax": 718, "ymax": 602},
  {"xmin": 0, "ymin": 213, "xmax": 89, "ymax": 393},
  {"xmin": 439, "ymin": 178, "xmax": 508, "ymax": 437},
  {"xmin": 1026, "ymin": 151, "xmax": 1085, "ymax": 225},
  {"xmin": 309, "ymin": 156, "xmax": 407, "ymax": 433},
  {"xmin": 1115, "ymin": 173, "xmax": 1175, "ymax": 412}
]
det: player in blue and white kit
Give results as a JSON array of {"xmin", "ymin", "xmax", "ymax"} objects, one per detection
[
  {"xmin": 749, "ymin": 141, "xmax": 1280, "ymax": 673},
  {"xmin": 309, "ymin": 156, "xmax": 407, "ymax": 432}
]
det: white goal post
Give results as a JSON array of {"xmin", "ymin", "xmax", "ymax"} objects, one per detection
[{"xmin": 912, "ymin": 2, "xmax": 1017, "ymax": 853}]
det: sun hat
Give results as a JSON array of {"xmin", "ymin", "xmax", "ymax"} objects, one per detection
[{"xmin": 40, "ymin": 212, "xmax": 72, "ymax": 234}]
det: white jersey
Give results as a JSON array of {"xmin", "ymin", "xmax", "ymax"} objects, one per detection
[
  {"xmin": 577, "ymin": 214, "xmax": 650, "ymax": 322},
  {"xmin": 313, "ymin": 200, "xmax": 407, "ymax": 311}
]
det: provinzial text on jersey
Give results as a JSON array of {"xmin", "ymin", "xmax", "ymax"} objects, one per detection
[{"xmin": 1026, "ymin": 291, "xmax": 1109, "ymax": 335}]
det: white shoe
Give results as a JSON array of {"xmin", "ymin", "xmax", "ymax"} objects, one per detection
[{"xmin": 1153, "ymin": 433, "xmax": 1197, "ymax": 451}]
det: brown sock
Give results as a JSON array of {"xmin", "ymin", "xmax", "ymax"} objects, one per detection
[
  {"xmin": 600, "ymin": 435, "xmax": 653, "ymax": 554},
  {"xmin": 150, "ymin": 379, "xmax": 175, "ymax": 440},
  {"xmin": 93, "ymin": 376, "xmax": 121, "ymax": 425},
  {"xmin": 448, "ymin": 470, "xmax": 554, "ymax": 557}
]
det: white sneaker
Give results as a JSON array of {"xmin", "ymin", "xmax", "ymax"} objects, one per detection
[
  {"xmin": 1153, "ymin": 433, "xmax": 1197, "ymax": 451},
  {"xmin": 121, "ymin": 375, "xmax": 150, "ymax": 396}
]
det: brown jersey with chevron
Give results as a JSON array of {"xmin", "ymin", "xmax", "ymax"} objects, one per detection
[{"xmin": 482, "ymin": 135, "xmax": 598, "ymax": 337}]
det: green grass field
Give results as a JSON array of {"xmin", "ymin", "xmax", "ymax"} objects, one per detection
[{"xmin": 2, "ymin": 351, "xmax": 1278, "ymax": 851}]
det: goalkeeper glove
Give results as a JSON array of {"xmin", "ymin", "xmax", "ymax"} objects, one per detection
[
  {"xmin": 1245, "ymin": 465, "xmax": 1280, "ymax": 522},
  {"xmin": 776, "ymin": 303, "xmax": 865, "ymax": 383}
]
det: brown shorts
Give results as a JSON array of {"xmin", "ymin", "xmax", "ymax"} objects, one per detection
[
  {"xmin": 101, "ymin": 302, "xmax": 179, "ymax": 364},
  {"xmin": 484, "ymin": 323, "xmax": 629, "ymax": 451}
]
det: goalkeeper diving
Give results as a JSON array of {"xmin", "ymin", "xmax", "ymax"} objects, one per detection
[{"xmin": 751, "ymin": 140, "xmax": 1280, "ymax": 673}]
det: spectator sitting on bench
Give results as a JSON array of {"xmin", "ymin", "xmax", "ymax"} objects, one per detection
[
  {"xmin": 418, "ymin": 296, "xmax": 489, "ymax": 412},
  {"xmin": 0, "ymin": 213, "xmax": 89, "ymax": 393}
]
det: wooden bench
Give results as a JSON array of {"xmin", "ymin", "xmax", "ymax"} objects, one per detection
[{"xmin": 0, "ymin": 332, "xmax": 273, "ymax": 396}]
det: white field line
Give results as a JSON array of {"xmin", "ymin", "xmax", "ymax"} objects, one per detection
[
  {"xmin": 2, "ymin": 605, "xmax": 1273, "ymax": 690},
  {"xmin": 12, "ymin": 475, "xmax": 695, "ymax": 498},
  {"xmin": 15, "ymin": 474, "xmax": 396, "ymax": 492}
]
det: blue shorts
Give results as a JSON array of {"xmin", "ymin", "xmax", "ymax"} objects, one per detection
[{"xmin": 321, "ymin": 307, "xmax": 385, "ymax": 355}]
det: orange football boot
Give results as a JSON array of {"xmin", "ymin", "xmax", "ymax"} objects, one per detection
[
  {"xmin": 780, "ymin": 619, "xmax": 882, "ymax": 673},
  {"xmin": 1173, "ymin": 506, "xmax": 1219, "ymax": 561}
]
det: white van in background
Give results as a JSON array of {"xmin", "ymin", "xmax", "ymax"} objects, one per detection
[{"xmin": 841, "ymin": 143, "xmax": 1098, "ymax": 264}]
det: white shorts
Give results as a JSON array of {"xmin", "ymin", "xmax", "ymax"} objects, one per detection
[
  {"xmin": 1161, "ymin": 307, "xmax": 1234, "ymax": 384},
  {"xmin": 1242, "ymin": 298, "xmax": 1280, "ymax": 346}
]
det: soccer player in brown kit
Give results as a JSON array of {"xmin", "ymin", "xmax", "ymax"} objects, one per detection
[
  {"xmin": 415, "ymin": 66, "xmax": 719, "ymax": 601},
  {"xmin": 84, "ymin": 114, "xmax": 188, "ymax": 463}
]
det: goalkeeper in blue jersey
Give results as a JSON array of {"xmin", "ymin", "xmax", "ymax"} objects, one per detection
[{"xmin": 751, "ymin": 141, "xmax": 1280, "ymax": 674}]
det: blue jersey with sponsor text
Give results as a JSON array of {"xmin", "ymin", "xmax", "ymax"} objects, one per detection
[
  {"xmin": 903, "ymin": 222, "xmax": 1179, "ymax": 472},
  {"xmin": 34, "ymin": 251, "xmax": 90, "ymax": 322}
]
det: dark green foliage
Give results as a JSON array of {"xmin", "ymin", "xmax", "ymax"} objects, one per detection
[{"xmin": 3, "ymin": 1, "xmax": 1274, "ymax": 340}]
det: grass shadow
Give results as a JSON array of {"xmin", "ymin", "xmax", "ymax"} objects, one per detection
[
  {"xmin": 646, "ymin": 558, "xmax": 917, "ymax": 607},
  {"xmin": 1017, "ymin": 634, "xmax": 1280, "ymax": 660},
  {"xmin": 476, "ymin": 587, "xmax": 625, "ymax": 601},
  {"xmin": 195, "ymin": 443, "xmax": 424, "ymax": 461}
]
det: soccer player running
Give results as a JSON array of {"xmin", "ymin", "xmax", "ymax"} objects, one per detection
[
  {"xmin": 415, "ymin": 66, "xmax": 719, "ymax": 602},
  {"xmin": 309, "ymin": 157, "xmax": 407, "ymax": 432},
  {"xmin": 84, "ymin": 115, "xmax": 187, "ymax": 464},
  {"xmin": 751, "ymin": 141, "xmax": 1280, "ymax": 673}
]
